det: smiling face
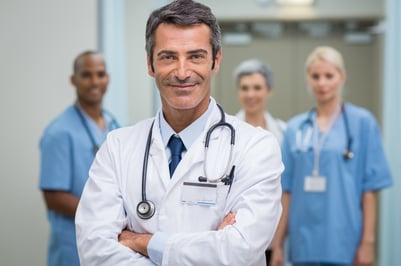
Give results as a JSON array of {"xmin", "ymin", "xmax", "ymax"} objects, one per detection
[
  {"xmin": 71, "ymin": 54, "xmax": 109, "ymax": 107},
  {"xmin": 147, "ymin": 23, "xmax": 222, "ymax": 122},
  {"xmin": 307, "ymin": 59, "xmax": 345, "ymax": 106},
  {"xmin": 238, "ymin": 72, "xmax": 272, "ymax": 116}
]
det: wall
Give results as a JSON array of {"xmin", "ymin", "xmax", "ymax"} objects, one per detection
[
  {"xmin": 125, "ymin": 0, "xmax": 158, "ymax": 123},
  {"xmin": 0, "ymin": 0, "xmax": 97, "ymax": 264},
  {"xmin": 216, "ymin": 27, "xmax": 383, "ymax": 121},
  {"xmin": 123, "ymin": 0, "xmax": 385, "ymax": 123},
  {"xmin": 200, "ymin": 0, "xmax": 384, "ymax": 21}
]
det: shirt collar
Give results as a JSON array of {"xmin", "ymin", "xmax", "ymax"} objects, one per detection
[
  {"xmin": 159, "ymin": 98, "xmax": 214, "ymax": 150},
  {"xmin": 75, "ymin": 102, "xmax": 117, "ymax": 132}
]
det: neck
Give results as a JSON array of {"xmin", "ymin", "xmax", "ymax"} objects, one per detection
[
  {"xmin": 163, "ymin": 107, "xmax": 206, "ymax": 133},
  {"xmin": 316, "ymin": 99, "xmax": 341, "ymax": 132},
  {"xmin": 77, "ymin": 101, "xmax": 105, "ymax": 129},
  {"xmin": 316, "ymin": 98, "xmax": 341, "ymax": 118},
  {"xmin": 162, "ymin": 98, "xmax": 210, "ymax": 133},
  {"xmin": 245, "ymin": 111, "xmax": 266, "ymax": 128}
]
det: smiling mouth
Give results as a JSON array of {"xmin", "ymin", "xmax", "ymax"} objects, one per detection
[
  {"xmin": 169, "ymin": 83, "xmax": 198, "ymax": 92},
  {"xmin": 89, "ymin": 87, "xmax": 102, "ymax": 93}
]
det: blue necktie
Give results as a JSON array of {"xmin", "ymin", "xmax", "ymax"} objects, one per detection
[{"xmin": 168, "ymin": 136, "xmax": 185, "ymax": 177}]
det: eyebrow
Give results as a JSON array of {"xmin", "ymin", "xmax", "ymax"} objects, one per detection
[
  {"xmin": 187, "ymin": 49, "xmax": 208, "ymax": 55},
  {"xmin": 156, "ymin": 49, "xmax": 209, "ymax": 57}
]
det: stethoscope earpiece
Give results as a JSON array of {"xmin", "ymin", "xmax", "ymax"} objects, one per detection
[{"xmin": 136, "ymin": 200, "xmax": 156, "ymax": 220}]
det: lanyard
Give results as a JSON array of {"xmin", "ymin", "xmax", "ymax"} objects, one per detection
[{"xmin": 312, "ymin": 104, "xmax": 342, "ymax": 176}]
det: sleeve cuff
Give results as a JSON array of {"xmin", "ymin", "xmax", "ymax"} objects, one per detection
[{"xmin": 147, "ymin": 232, "xmax": 170, "ymax": 266}]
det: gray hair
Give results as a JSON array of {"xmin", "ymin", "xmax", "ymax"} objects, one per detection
[
  {"xmin": 233, "ymin": 59, "xmax": 274, "ymax": 90},
  {"xmin": 145, "ymin": 0, "xmax": 222, "ymax": 71}
]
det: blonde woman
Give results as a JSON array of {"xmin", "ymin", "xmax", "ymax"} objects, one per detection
[{"xmin": 271, "ymin": 46, "xmax": 393, "ymax": 266}]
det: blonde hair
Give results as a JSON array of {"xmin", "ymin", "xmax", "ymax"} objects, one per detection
[{"xmin": 305, "ymin": 46, "xmax": 345, "ymax": 74}]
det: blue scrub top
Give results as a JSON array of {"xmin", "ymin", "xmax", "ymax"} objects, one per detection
[
  {"xmin": 39, "ymin": 104, "xmax": 119, "ymax": 266},
  {"xmin": 281, "ymin": 103, "xmax": 392, "ymax": 264}
]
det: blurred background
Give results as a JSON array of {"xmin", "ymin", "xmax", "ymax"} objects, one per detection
[{"xmin": 1, "ymin": 0, "xmax": 400, "ymax": 265}]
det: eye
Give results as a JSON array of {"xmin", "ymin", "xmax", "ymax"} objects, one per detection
[
  {"xmin": 192, "ymin": 54, "xmax": 203, "ymax": 59},
  {"xmin": 254, "ymin": 85, "xmax": 263, "ymax": 91},
  {"xmin": 81, "ymin": 71, "xmax": 91, "ymax": 78},
  {"xmin": 311, "ymin": 73, "xmax": 320, "ymax": 80},
  {"xmin": 239, "ymin": 85, "xmax": 249, "ymax": 92},
  {"xmin": 97, "ymin": 71, "xmax": 107, "ymax": 78},
  {"xmin": 190, "ymin": 54, "xmax": 205, "ymax": 61},
  {"xmin": 161, "ymin": 55, "xmax": 174, "ymax": 61},
  {"xmin": 325, "ymin": 73, "xmax": 334, "ymax": 79}
]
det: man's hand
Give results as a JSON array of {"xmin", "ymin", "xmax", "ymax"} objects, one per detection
[
  {"xmin": 217, "ymin": 212, "xmax": 236, "ymax": 230},
  {"xmin": 118, "ymin": 230, "xmax": 152, "ymax": 257}
]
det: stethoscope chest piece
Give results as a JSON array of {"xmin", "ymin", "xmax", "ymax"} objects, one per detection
[
  {"xmin": 343, "ymin": 150, "xmax": 354, "ymax": 160},
  {"xmin": 136, "ymin": 200, "xmax": 155, "ymax": 220}
]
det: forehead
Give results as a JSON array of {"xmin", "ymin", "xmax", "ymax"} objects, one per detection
[
  {"xmin": 153, "ymin": 23, "xmax": 212, "ymax": 53},
  {"xmin": 308, "ymin": 59, "xmax": 341, "ymax": 73},
  {"xmin": 239, "ymin": 72, "xmax": 266, "ymax": 84},
  {"xmin": 75, "ymin": 54, "xmax": 106, "ymax": 72}
]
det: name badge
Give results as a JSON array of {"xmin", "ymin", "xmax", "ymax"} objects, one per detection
[
  {"xmin": 304, "ymin": 176, "xmax": 326, "ymax": 192},
  {"xmin": 181, "ymin": 182, "xmax": 217, "ymax": 206}
]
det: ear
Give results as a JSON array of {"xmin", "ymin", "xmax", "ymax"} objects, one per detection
[
  {"xmin": 266, "ymin": 87, "xmax": 273, "ymax": 99},
  {"xmin": 105, "ymin": 72, "xmax": 110, "ymax": 85},
  {"xmin": 147, "ymin": 56, "xmax": 155, "ymax": 77},
  {"xmin": 70, "ymin": 75, "xmax": 76, "ymax": 86},
  {"xmin": 341, "ymin": 71, "xmax": 347, "ymax": 85},
  {"xmin": 211, "ymin": 49, "xmax": 222, "ymax": 74}
]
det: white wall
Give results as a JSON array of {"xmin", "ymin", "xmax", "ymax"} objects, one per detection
[
  {"xmin": 125, "ymin": 0, "xmax": 158, "ymax": 123},
  {"xmin": 200, "ymin": 0, "xmax": 384, "ymax": 21},
  {"xmin": 0, "ymin": 0, "xmax": 97, "ymax": 264}
]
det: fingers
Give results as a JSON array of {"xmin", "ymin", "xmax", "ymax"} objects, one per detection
[{"xmin": 217, "ymin": 211, "xmax": 236, "ymax": 230}]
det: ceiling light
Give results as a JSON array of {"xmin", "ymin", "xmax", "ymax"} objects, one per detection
[{"xmin": 277, "ymin": 0, "xmax": 314, "ymax": 6}]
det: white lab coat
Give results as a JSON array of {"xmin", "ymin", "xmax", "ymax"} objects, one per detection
[
  {"xmin": 236, "ymin": 110, "xmax": 287, "ymax": 145},
  {"xmin": 76, "ymin": 103, "xmax": 284, "ymax": 266}
]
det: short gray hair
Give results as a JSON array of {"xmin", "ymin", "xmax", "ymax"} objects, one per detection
[
  {"xmin": 145, "ymin": 0, "xmax": 221, "ymax": 71},
  {"xmin": 233, "ymin": 59, "xmax": 274, "ymax": 90}
]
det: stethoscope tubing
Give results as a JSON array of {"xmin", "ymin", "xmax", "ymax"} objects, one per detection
[
  {"xmin": 298, "ymin": 103, "xmax": 353, "ymax": 160},
  {"xmin": 137, "ymin": 104, "xmax": 235, "ymax": 219},
  {"xmin": 74, "ymin": 103, "xmax": 120, "ymax": 154}
]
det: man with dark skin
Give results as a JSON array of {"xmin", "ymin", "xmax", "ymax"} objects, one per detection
[{"xmin": 39, "ymin": 51, "xmax": 119, "ymax": 266}]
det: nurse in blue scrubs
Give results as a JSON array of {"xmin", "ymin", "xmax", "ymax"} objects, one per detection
[
  {"xmin": 271, "ymin": 46, "xmax": 393, "ymax": 266},
  {"xmin": 39, "ymin": 51, "xmax": 119, "ymax": 266}
]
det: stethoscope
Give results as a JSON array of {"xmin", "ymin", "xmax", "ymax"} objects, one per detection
[
  {"xmin": 296, "ymin": 103, "xmax": 353, "ymax": 161},
  {"xmin": 136, "ymin": 104, "xmax": 236, "ymax": 220},
  {"xmin": 74, "ymin": 104, "xmax": 119, "ymax": 154}
]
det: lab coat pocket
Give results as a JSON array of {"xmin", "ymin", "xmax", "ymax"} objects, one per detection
[{"xmin": 179, "ymin": 182, "xmax": 229, "ymax": 231}]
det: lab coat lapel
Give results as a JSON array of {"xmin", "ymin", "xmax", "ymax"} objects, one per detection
[
  {"xmin": 169, "ymin": 104, "xmax": 222, "ymax": 186},
  {"xmin": 148, "ymin": 118, "xmax": 170, "ymax": 190}
]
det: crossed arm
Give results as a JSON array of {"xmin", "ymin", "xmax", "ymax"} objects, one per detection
[{"xmin": 118, "ymin": 212, "xmax": 237, "ymax": 257}]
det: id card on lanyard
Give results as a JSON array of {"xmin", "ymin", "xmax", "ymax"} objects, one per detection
[{"xmin": 304, "ymin": 104, "xmax": 341, "ymax": 193}]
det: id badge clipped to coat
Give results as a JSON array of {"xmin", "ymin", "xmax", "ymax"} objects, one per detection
[{"xmin": 181, "ymin": 182, "xmax": 217, "ymax": 206}]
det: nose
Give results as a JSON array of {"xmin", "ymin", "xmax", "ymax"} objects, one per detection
[
  {"xmin": 91, "ymin": 74, "xmax": 100, "ymax": 86},
  {"xmin": 175, "ymin": 59, "xmax": 190, "ymax": 81}
]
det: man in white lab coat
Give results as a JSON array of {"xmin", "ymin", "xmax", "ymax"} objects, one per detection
[{"xmin": 75, "ymin": 0, "xmax": 284, "ymax": 265}]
